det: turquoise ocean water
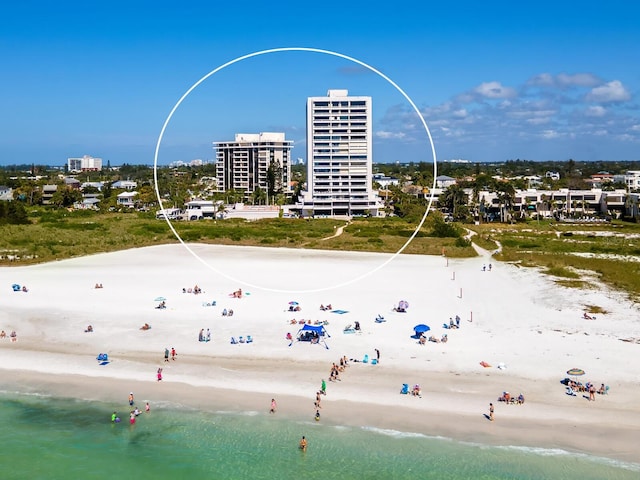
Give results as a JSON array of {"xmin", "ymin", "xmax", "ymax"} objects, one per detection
[{"xmin": 1, "ymin": 391, "xmax": 638, "ymax": 480}]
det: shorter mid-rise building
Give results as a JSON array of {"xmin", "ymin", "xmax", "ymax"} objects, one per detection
[
  {"xmin": 68, "ymin": 155, "xmax": 102, "ymax": 172},
  {"xmin": 214, "ymin": 132, "xmax": 293, "ymax": 201}
]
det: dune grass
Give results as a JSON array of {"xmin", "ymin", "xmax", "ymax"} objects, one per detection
[
  {"xmin": 468, "ymin": 221, "xmax": 640, "ymax": 299},
  {"xmin": 0, "ymin": 209, "xmax": 477, "ymax": 265}
]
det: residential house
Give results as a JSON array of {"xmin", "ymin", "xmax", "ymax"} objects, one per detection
[
  {"xmin": 0, "ymin": 185, "xmax": 13, "ymax": 201},
  {"xmin": 117, "ymin": 191, "xmax": 138, "ymax": 207},
  {"xmin": 112, "ymin": 180, "xmax": 138, "ymax": 190},
  {"xmin": 435, "ymin": 175, "xmax": 456, "ymax": 188},
  {"xmin": 41, "ymin": 185, "xmax": 58, "ymax": 205}
]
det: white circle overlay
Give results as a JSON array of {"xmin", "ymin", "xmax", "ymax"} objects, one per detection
[{"xmin": 153, "ymin": 47, "xmax": 438, "ymax": 294}]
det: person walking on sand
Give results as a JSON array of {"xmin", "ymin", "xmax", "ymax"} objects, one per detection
[
  {"xmin": 375, "ymin": 348, "xmax": 380, "ymax": 363},
  {"xmin": 129, "ymin": 392, "xmax": 134, "ymax": 406},
  {"xmin": 157, "ymin": 367, "xmax": 163, "ymax": 382},
  {"xmin": 164, "ymin": 348, "xmax": 170, "ymax": 362},
  {"xmin": 299, "ymin": 436, "xmax": 307, "ymax": 452},
  {"xmin": 489, "ymin": 403, "xmax": 494, "ymax": 421},
  {"xmin": 171, "ymin": 347, "xmax": 177, "ymax": 361},
  {"xmin": 321, "ymin": 379, "xmax": 326, "ymax": 395}
]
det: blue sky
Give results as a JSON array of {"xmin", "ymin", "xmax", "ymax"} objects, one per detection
[{"xmin": 1, "ymin": 1, "xmax": 639, "ymax": 166}]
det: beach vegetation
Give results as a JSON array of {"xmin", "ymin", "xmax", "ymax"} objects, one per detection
[
  {"xmin": 584, "ymin": 304, "xmax": 608, "ymax": 314},
  {"xmin": 469, "ymin": 221, "xmax": 640, "ymax": 299},
  {"xmin": 554, "ymin": 279, "xmax": 593, "ymax": 289}
]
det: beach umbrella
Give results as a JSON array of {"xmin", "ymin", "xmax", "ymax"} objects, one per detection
[
  {"xmin": 413, "ymin": 324, "xmax": 430, "ymax": 334},
  {"xmin": 566, "ymin": 368, "xmax": 585, "ymax": 382},
  {"xmin": 154, "ymin": 296, "xmax": 166, "ymax": 302},
  {"xmin": 289, "ymin": 301, "xmax": 299, "ymax": 306}
]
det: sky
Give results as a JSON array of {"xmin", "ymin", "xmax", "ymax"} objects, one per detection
[{"xmin": 1, "ymin": 1, "xmax": 639, "ymax": 166}]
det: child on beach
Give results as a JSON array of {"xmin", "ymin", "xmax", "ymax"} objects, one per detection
[
  {"xmin": 270, "ymin": 398, "xmax": 277, "ymax": 414},
  {"xmin": 157, "ymin": 368, "xmax": 163, "ymax": 382}
]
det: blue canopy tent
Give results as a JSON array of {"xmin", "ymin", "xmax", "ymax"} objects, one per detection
[{"xmin": 291, "ymin": 324, "xmax": 330, "ymax": 349}]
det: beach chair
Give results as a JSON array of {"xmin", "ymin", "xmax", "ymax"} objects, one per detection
[
  {"xmin": 246, "ymin": 335, "xmax": 253, "ymax": 343},
  {"xmin": 400, "ymin": 383, "xmax": 409, "ymax": 394},
  {"xmin": 230, "ymin": 337, "xmax": 238, "ymax": 344},
  {"xmin": 363, "ymin": 354, "xmax": 369, "ymax": 363},
  {"xmin": 343, "ymin": 324, "xmax": 355, "ymax": 334}
]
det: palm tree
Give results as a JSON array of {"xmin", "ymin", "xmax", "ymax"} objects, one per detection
[{"xmin": 439, "ymin": 184, "xmax": 468, "ymax": 220}]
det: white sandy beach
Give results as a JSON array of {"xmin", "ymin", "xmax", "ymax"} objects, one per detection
[{"xmin": 1, "ymin": 243, "xmax": 639, "ymax": 462}]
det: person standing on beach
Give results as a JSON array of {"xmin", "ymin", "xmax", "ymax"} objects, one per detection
[
  {"xmin": 157, "ymin": 367, "xmax": 163, "ymax": 382},
  {"xmin": 129, "ymin": 392, "xmax": 134, "ymax": 406},
  {"xmin": 489, "ymin": 403, "xmax": 494, "ymax": 421},
  {"xmin": 111, "ymin": 411, "xmax": 117, "ymax": 423},
  {"xmin": 164, "ymin": 348, "xmax": 170, "ymax": 362},
  {"xmin": 270, "ymin": 398, "xmax": 277, "ymax": 413},
  {"xmin": 375, "ymin": 348, "xmax": 380, "ymax": 363},
  {"xmin": 321, "ymin": 379, "xmax": 326, "ymax": 395},
  {"xmin": 171, "ymin": 347, "xmax": 177, "ymax": 361}
]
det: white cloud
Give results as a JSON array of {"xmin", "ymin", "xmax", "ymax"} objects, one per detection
[
  {"xmin": 474, "ymin": 81, "xmax": 517, "ymax": 99},
  {"xmin": 527, "ymin": 72, "xmax": 600, "ymax": 88},
  {"xmin": 541, "ymin": 130, "xmax": 560, "ymax": 139},
  {"xmin": 376, "ymin": 130, "xmax": 406, "ymax": 139},
  {"xmin": 586, "ymin": 80, "xmax": 631, "ymax": 103},
  {"xmin": 556, "ymin": 73, "xmax": 600, "ymax": 88},
  {"xmin": 585, "ymin": 106, "xmax": 606, "ymax": 117},
  {"xmin": 527, "ymin": 117, "xmax": 550, "ymax": 125},
  {"xmin": 527, "ymin": 73, "xmax": 554, "ymax": 86},
  {"xmin": 452, "ymin": 108, "xmax": 468, "ymax": 118},
  {"xmin": 629, "ymin": 125, "xmax": 640, "ymax": 132}
]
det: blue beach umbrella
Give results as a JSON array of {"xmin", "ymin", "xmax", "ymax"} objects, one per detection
[{"xmin": 413, "ymin": 324, "xmax": 430, "ymax": 334}]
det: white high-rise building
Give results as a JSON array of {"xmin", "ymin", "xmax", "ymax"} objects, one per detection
[
  {"xmin": 213, "ymin": 132, "xmax": 293, "ymax": 201},
  {"xmin": 68, "ymin": 155, "xmax": 102, "ymax": 172},
  {"xmin": 301, "ymin": 89, "xmax": 381, "ymax": 217}
]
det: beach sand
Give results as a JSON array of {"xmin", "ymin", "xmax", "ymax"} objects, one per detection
[{"xmin": 1, "ymin": 243, "xmax": 639, "ymax": 463}]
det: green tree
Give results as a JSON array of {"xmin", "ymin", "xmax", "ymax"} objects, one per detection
[
  {"xmin": 438, "ymin": 184, "xmax": 468, "ymax": 220},
  {"xmin": 51, "ymin": 187, "xmax": 82, "ymax": 208}
]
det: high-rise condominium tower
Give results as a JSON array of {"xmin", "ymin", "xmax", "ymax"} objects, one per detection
[{"xmin": 301, "ymin": 89, "xmax": 381, "ymax": 217}]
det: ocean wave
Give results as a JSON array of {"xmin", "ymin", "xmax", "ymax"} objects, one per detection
[
  {"xmin": 361, "ymin": 425, "xmax": 450, "ymax": 441},
  {"xmin": 496, "ymin": 445, "xmax": 640, "ymax": 472}
]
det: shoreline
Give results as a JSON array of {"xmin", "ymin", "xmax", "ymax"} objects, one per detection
[
  {"xmin": 2, "ymin": 358, "xmax": 639, "ymax": 465},
  {"xmin": 1, "ymin": 243, "xmax": 639, "ymax": 466}
]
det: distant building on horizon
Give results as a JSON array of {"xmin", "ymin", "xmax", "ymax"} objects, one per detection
[
  {"xmin": 213, "ymin": 132, "xmax": 293, "ymax": 201},
  {"xmin": 68, "ymin": 155, "xmax": 102, "ymax": 173},
  {"xmin": 300, "ymin": 89, "xmax": 382, "ymax": 217}
]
